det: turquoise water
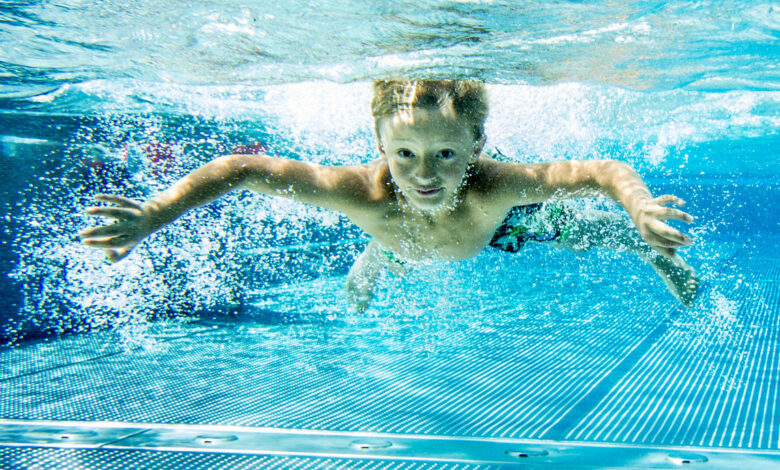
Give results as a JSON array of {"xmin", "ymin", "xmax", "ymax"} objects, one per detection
[
  {"xmin": 1, "ymin": 2, "xmax": 779, "ymax": 467},
  {"xmin": 1, "ymin": 1, "xmax": 778, "ymax": 343}
]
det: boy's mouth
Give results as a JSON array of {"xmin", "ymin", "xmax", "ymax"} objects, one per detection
[{"xmin": 414, "ymin": 187, "xmax": 443, "ymax": 197}]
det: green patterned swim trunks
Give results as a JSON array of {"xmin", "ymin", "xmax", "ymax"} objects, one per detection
[
  {"xmin": 485, "ymin": 148, "xmax": 575, "ymax": 253},
  {"xmin": 488, "ymin": 200, "xmax": 574, "ymax": 253}
]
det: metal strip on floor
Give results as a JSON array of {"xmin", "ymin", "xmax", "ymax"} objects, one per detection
[{"xmin": 1, "ymin": 420, "xmax": 780, "ymax": 469}]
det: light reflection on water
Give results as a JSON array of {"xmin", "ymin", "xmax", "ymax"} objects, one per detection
[{"xmin": 2, "ymin": 0, "xmax": 777, "ymax": 98}]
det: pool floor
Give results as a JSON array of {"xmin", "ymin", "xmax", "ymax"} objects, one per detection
[{"xmin": 1, "ymin": 235, "xmax": 778, "ymax": 468}]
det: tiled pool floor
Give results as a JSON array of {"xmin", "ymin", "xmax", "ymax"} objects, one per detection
[{"xmin": 1, "ymin": 236, "xmax": 778, "ymax": 468}]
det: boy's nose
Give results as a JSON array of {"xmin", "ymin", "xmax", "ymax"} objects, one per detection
[{"xmin": 414, "ymin": 155, "xmax": 438, "ymax": 181}]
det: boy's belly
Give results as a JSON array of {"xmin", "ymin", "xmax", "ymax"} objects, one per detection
[
  {"xmin": 371, "ymin": 236, "xmax": 493, "ymax": 262},
  {"xmin": 362, "ymin": 218, "xmax": 504, "ymax": 262}
]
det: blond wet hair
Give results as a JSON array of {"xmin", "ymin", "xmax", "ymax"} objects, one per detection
[{"xmin": 371, "ymin": 79, "xmax": 489, "ymax": 142}]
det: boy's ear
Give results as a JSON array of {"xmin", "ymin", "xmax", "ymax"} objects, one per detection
[
  {"xmin": 471, "ymin": 135, "xmax": 487, "ymax": 161},
  {"xmin": 376, "ymin": 138, "xmax": 386, "ymax": 156}
]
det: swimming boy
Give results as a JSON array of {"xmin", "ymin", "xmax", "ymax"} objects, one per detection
[{"xmin": 80, "ymin": 79, "xmax": 700, "ymax": 311}]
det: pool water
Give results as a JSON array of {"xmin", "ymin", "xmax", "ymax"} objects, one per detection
[{"xmin": 1, "ymin": 1, "xmax": 779, "ymax": 468}]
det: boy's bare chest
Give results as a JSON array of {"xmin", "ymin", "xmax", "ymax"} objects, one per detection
[{"xmin": 358, "ymin": 203, "xmax": 506, "ymax": 261}]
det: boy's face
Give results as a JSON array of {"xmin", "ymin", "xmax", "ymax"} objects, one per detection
[{"xmin": 378, "ymin": 106, "xmax": 484, "ymax": 213}]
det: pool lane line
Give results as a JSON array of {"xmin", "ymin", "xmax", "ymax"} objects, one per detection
[
  {"xmin": 541, "ymin": 246, "xmax": 745, "ymax": 441},
  {"xmin": 568, "ymin": 254, "xmax": 777, "ymax": 448}
]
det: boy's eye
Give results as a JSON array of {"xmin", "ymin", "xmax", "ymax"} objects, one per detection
[
  {"xmin": 397, "ymin": 149, "xmax": 415, "ymax": 159},
  {"xmin": 437, "ymin": 149, "xmax": 455, "ymax": 159}
]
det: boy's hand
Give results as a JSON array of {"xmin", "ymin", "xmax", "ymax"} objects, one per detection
[
  {"xmin": 345, "ymin": 250, "xmax": 378, "ymax": 314},
  {"xmin": 633, "ymin": 195, "xmax": 694, "ymax": 258},
  {"xmin": 345, "ymin": 273, "xmax": 374, "ymax": 314},
  {"xmin": 79, "ymin": 194, "xmax": 158, "ymax": 263}
]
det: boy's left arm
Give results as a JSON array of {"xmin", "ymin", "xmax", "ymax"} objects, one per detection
[{"xmin": 498, "ymin": 159, "xmax": 693, "ymax": 258}]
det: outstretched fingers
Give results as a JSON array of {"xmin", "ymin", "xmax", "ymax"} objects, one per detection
[
  {"xmin": 81, "ymin": 194, "xmax": 145, "ymax": 262},
  {"xmin": 82, "ymin": 235, "xmax": 129, "ymax": 249},
  {"xmin": 646, "ymin": 220, "xmax": 693, "ymax": 247},
  {"xmin": 652, "ymin": 195, "xmax": 694, "ymax": 222},
  {"xmin": 105, "ymin": 247, "xmax": 132, "ymax": 263},
  {"xmin": 94, "ymin": 194, "xmax": 141, "ymax": 208},
  {"xmin": 652, "ymin": 245, "xmax": 677, "ymax": 258},
  {"xmin": 655, "ymin": 207, "xmax": 693, "ymax": 223},
  {"xmin": 637, "ymin": 194, "xmax": 695, "ymax": 259},
  {"xmin": 85, "ymin": 206, "xmax": 140, "ymax": 220},
  {"xmin": 78, "ymin": 224, "xmax": 124, "ymax": 239},
  {"xmin": 655, "ymin": 194, "xmax": 686, "ymax": 206}
]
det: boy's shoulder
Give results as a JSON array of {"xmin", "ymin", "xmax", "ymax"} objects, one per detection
[
  {"xmin": 354, "ymin": 158, "xmax": 394, "ymax": 201},
  {"xmin": 471, "ymin": 155, "xmax": 525, "ymax": 187},
  {"xmin": 466, "ymin": 156, "xmax": 536, "ymax": 207}
]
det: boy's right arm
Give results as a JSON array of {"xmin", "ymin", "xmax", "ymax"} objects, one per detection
[
  {"xmin": 345, "ymin": 240, "xmax": 410, "ymax": 313},
  {"xmin": 80, "ymin": 153, "xmax": 373, "ymax": 262}
]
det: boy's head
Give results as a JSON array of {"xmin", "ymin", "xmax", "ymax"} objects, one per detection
[
  {"xmin": 371, "ymin": 79, "xmax": 490, "ymax": 212},
  {"xmin": 371, "ymin": 79, "xmax": 489, "ymax": 144}
]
